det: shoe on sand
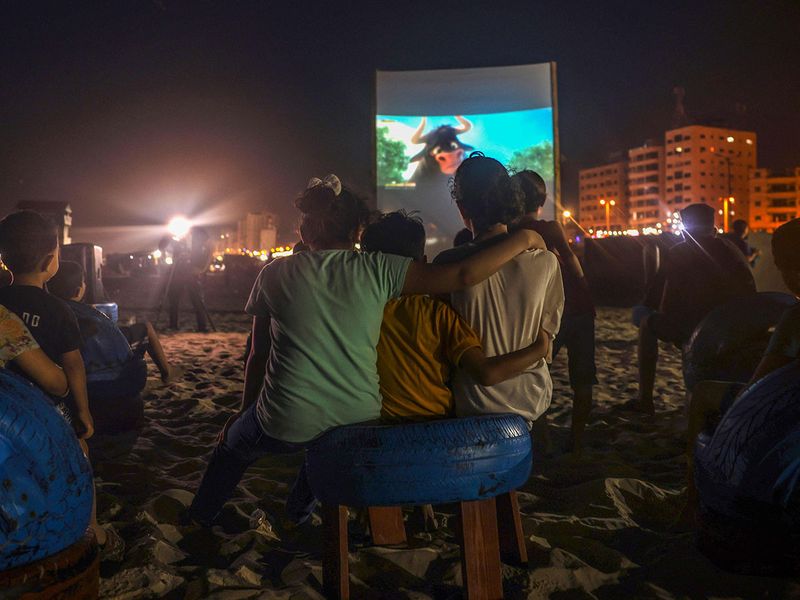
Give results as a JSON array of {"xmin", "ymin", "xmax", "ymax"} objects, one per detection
[{"xmin": 99, "ymin": 524, "xmax": 125, "ymax": 562}]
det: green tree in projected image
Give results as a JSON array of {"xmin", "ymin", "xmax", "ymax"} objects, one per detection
[
  {"xmin": 376, "ymin": 126, "xmax": 408, "ymax": 185},
  {"xmin": 507, "ymin": 141, "xmax": 554, "ymax": 180}
]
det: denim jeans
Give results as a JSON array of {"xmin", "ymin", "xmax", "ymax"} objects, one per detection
[{"xmin": 188, "ymin": 403, "xmax": 316, "ymax": 526}]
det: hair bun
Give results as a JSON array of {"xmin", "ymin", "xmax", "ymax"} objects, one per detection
[{"xmin": 295, "ymin": 184, "xmax": 337, "ymax": 215}]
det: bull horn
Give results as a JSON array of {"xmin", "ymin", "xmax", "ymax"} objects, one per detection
[
  {"xmin": 410, "ymin": 117, "xmax": 427, "ymax": 144},
  {"xmin": 453, "ymin": 115, "xmax": 472, "ymax": 135}
]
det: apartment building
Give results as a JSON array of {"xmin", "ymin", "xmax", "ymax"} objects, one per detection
[
  {"xmin": 627, "ymin": 144, "xmax": 665, "ymax": 230},
  {"xmin": 578, "ymin": 161, "xmax": 628, "ymax": 232},
  {"xmin": 664, "ymin": 125, "xmax": 756, "ymax": 228},
  {"xmin": 749, "ymin": 168, "xmax": 800, "ymax": 232}
]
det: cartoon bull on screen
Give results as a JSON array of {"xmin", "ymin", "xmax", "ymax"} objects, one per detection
[{"xmin": 409, "ymin": 116, "xmax": 473, "ymax": 181}]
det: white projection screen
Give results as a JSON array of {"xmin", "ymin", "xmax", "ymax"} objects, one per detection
[{"xmin": 375, "ymin": 63, "xmax": 559, "ymax": 256}]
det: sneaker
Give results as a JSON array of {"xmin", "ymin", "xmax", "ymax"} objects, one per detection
[{"xmin": 99, "ymin": 524, "xmax": 125, "ymax": 562}]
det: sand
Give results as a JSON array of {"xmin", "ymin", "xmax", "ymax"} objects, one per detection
[{"xmin": 86, "ymin": 308, "xmax": 799, "ymax": 599}]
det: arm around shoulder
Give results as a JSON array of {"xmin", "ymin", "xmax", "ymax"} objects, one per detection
[{"xmin": 401, "ymin": 229, "xmax": 545, "ymax": 296}]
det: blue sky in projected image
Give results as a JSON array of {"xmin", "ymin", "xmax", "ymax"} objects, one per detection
[{"xmin": 377, "ymin": 108, "xmax": 553, "ymax": 179}]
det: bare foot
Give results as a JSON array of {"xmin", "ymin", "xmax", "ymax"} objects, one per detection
[{"xmin": 162, "ymin": 365, "xmax": 185, "ymax": 384}]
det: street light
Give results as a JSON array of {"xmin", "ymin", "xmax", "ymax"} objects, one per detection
[
  {"xmin": 710, "ymin": 147, "xmax": 734, "ymax": 230},
  {"xmin": 723, "ymin": 196, "xmax": 735, "ymax": 232},
  {"xmin": 562, "ymin": 210, "xmax": 571, "ymax": 226},
  {"xmin": 599, "ymin": 198, "xmax": 616, "ymax": 232}
]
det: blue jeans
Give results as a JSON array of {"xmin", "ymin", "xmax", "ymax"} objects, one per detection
[{"xmin": 188, "ymin": 403, "xmax": 316, "ymax": 526}]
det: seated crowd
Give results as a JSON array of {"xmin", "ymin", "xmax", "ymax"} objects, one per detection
[{"xmin": 0, "ymin": 151, "xmax": 798, "ymax": 566}]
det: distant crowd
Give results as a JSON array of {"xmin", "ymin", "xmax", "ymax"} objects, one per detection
[{"xmin": 1, "ymin": 151, "xmax": 798, "ymax": 561}]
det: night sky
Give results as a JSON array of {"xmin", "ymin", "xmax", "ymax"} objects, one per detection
[{"xmin": 2, "ymin": 1, "xmax": 799, "ymax": 251}]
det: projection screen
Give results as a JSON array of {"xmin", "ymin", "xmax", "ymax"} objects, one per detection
[{"xmin": 375, "ymin": 63, "xmax": 559, "ymax": 256}]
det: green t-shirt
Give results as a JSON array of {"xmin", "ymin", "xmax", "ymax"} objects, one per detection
[{"xmin": 245, "ymin": 249, "xmax": 411, "ymax": 443}]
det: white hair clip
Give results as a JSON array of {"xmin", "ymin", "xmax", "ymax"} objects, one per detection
[{"xmin": 306, "ymin": 173, "xmax": 342, "ymax": 196}]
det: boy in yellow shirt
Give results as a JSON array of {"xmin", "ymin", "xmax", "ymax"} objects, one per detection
[{"xmin": 362, "ymin": 211, "xmax": 551, "ymax": 421}]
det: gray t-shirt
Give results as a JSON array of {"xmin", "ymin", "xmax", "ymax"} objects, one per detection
[{"xmin": 435, "ymin": 235, "xmax": 564, "ymax": 424}]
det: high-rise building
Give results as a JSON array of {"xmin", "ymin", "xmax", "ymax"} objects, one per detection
[
  {"xmin": 578, "ymin": 161, "xmax": 628, "ymax": 233},
  {"xmin": 748, "ymin": 168, "xmax": 800, "ymax": 232},
  {"xmin": 627, "ymin": 143, "xmax": 665, "ymax": 231},
  {"xmin": 237, "ymin": 212, "xmax": 276, "ymax": 251},
  {"xmin": 664, "ymin": 126, "xmax": 756, "ymax": 229}
]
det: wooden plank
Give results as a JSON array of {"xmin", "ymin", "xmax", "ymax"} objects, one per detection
[
  {"xmin": 496, "ymin": 490, "xmax": 528, "ymax": 566},
  {"xmin": 458, "ymin": 498, "xmax": 503, "ymax": 600},
  {"xmin": 368, "ymin": 506, "xmax": 407, "ymax": 545},
  {"xmin": 321, "ymin": 504, "xmax": 349, "ymax": 600}
]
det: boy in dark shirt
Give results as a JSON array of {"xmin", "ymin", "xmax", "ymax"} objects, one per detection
[
  {"xmin": 0, "ymin": 210, "xmax": 124, "ymax": 559},
  {"xmin": 0, "ymin": 211, "xmax": 92, "ymax": 437}
]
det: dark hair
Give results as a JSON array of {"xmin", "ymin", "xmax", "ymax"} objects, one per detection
[
  {"xmin": 294, "ymin": 183, "xmax": 370, "ymax": 248},
  {"xmin": 453, "ymin": 227, "xmax": 473, "ymax": 247},
  {"xmin": 680, "ymin": 203, "xmax": 716, "ymax": 234},
  {"xmin": 0, "ymin": 210, "xmax": 59, "ymax": 274},
  {"xmin": 47, "ymin": 260, "xmax": 85, "ymax": 300},
  {"xmin": 731, "ymin": 219, "xmax": 748, "ymax": 236},
  {"xmin": 772, "ymin": 218, "xmax": 800, "ymax": 272},
  {"xmin": 452, "ymin": 153, "xmax": 523, "ymax": 232},
  {"xmin": 512, "ymin": 170, "xmax": 547, "ymax": 213},
  {"xmin": 361, "ymin": 210, "xmax": 426, "ymax": 260}
]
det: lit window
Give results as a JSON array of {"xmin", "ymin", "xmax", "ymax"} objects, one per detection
[
  {"xmin": 746, "ymin": 138, "xmax": 753, "ymax": 145},
  {"xmin": 726, "ymin": 136, "xmax": 735, "ymax": 142}
]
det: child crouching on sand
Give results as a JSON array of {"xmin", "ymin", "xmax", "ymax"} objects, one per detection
[
  {"xmin": 186, "ymin": 175, "xmax": 546, "ymax": 528},
  {"xmin": 47, "ymin": 261, "xmax": 183, "ymax": 384},
  {"xmin": 361, "ymin": 210, "xmax": 551, "ymax": 421}
]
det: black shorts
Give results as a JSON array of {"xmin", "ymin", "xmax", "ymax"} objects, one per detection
[
  {"xmin": 118, "ymin": 322, "xmax": 148, "ymax": 346},
  {"xmin": 553, "ymin": 313, "xmax": 598, "ymax": 387},
  {"xmin": 119, "ymin": 323, "xmax": 149, "ymax": 358}
]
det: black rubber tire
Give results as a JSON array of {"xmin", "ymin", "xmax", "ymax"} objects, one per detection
[
  {"xmin": 306, "ymin": 413, "xmax": 532, "ymax": 507},
  {"xmin": 695, "ymin": 361, "xmax": 800, "ymax": 572},
  {"xmin": 683, "ymin": 292, "xmax": 797, "ymax": 390}
]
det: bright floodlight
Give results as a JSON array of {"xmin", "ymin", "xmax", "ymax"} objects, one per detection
[
  {"xmin": 562, "ymin": 210, "xmax": 571, "ymax": 219},
  {"xmin": 168, "ymin": 215, "xmax": 191, "ymax": 239}
]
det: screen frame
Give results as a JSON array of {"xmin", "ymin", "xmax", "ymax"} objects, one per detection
[{"xmin": 372, "ymin": 62, "xmax": 561, "ymax": 219}]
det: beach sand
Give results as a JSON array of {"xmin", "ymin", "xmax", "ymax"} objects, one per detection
[{"xmin": 87, "ymin": 308, "xmax": 799, "ymax": 599}]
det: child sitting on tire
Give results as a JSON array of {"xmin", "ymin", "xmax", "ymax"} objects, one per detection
[
  {"xmin": 47, "ymin": 261, "xmax": 183, "ymax": 384},
  {"xmin": 0, "ymin": 210, "xmax": 124, "ymax": 561},
  {"xmin": 361, "ymin": 210, "xmax": 551, "ymax": 421},
  {"xmin": 682, "ymin": 218, "xmax": 800, "ymax": 526}
]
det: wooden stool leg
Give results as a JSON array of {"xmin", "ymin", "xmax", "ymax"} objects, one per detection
[
  {"xmin": 457, "ymin": 498, "xmax": 503, "ymax": 600},
  {"xmin": 368, "ymin": 506, "xmax": 407, "ymax": 545},
  {"xmin": 496, "ymin": 491, "xmax": 528, "ymax": 566},
  {"xmin": 322, "ymin": 504, "xmax": 349, "ymax": 600}
]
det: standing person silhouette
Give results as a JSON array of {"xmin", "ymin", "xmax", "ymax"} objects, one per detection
[
  {"xmin": 165, "ymin": 227, "xmax": 212, "ymax": 332},
  {"xmin": 512, "ymin": 170, "xmax": 596, "ymax": 455}
]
